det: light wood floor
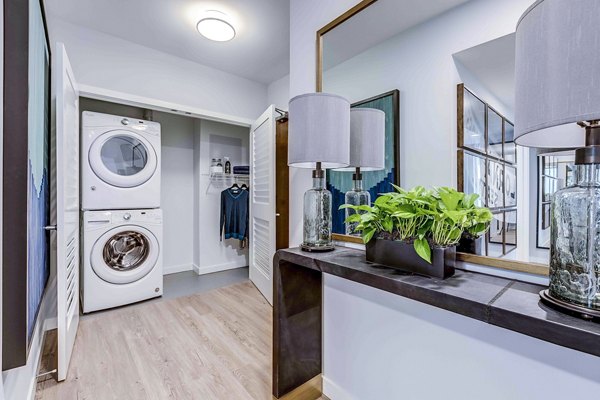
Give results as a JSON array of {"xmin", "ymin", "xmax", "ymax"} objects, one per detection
[{"xmin": 35, "ymin": 281, "xmax": 275, "ymax": 400}]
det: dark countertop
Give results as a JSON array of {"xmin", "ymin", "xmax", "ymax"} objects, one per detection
[{"xmin": 276, "ymin": 247, "xmax": 600, "ymax": 358}]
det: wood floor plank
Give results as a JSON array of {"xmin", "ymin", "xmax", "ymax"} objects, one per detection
[{"xmin": 35, "ymin": 282, "xmax": 276, "ymax": 400}]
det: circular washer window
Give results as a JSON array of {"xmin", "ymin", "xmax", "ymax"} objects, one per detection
[
  {"xmin": 103, "ymin": 230, "xmax": 150, "ymax": 271},
  {"xmin": 91, "ymin": 226, "xmax": 159, "ymax": 284},
  {"xmin": 89, "ymin": 130, "xmax": 158, "ymax": 188},
  {"xmin": 101, "ymin": 136, "xmax": 148, "ymax": 176}
]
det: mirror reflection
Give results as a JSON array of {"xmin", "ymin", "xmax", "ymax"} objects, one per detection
[
  {"xmin": 320, "ymin": 0, "xmax": 551, "ymax": 267},
  {"xmin": 537, "ymin": 151, "xmax": 576, "ymax": 249}
]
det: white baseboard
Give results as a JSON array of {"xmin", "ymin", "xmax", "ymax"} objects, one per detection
[
  {"xmin": 323, "ymin": 376, "xmax": 354, "ymax": 400},
  {"xmin": 192, "ymin": 261, "xmax": 248, "ymax": 276},
  {"xmin": 163, "ymin": 263, "xmax": 193, "ymax": 275}
]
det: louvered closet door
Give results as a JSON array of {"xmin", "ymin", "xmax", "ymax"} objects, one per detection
[
  {"xmin": 250, "ymin": 106, "xmax": 276, "ymax": 304},
  {"xmin": 54, "ymin": 43, "xmax": 80, "ymax": 381}
]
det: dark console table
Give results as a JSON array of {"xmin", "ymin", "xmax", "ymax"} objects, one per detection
[{"xmin": 272, "ymin": 247, "xmax": 600, "ymax": 399}]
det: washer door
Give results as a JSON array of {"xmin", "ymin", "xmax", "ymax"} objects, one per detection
[
  {"xmin": 89, "ymin": 130, "xmax": 158, "ymax": 188},
  {"xmin": 91, "ymin": 226, "xmax": 159, "ymax": 284}
]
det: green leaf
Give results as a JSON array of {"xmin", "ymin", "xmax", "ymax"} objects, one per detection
[
  {"xmin": 414, "ymin": 238, "xmax": 432, "ymax": 264},
  {"xmin": 339, "ymin": 204, "xmax": 374, "ymax": 213},
  {"xmin": 391, "ymin": 183, "xmax": 405, "ymax": 193},
  {"xmin": 363, "ymin": 228, "xmax": 377, "ymax": 243},
  {"xmin": 462, "ymin": 193, "xmax": 479, "ymax": 208},
  {"xmin": 437, "ymin": 187, "xmax": 462, "ymax": 211},
  {"xmin": 392, "ymin": 211, "xmax": 416, "ymax": 219},
  {"xmin": 382, "ymin": 217, "xmax": 394, "ymax": 233},
  {"xmin": 344, "ymin": 214, "xmax": 362, "ymax": 224}
]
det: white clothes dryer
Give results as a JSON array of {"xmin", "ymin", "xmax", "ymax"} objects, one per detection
[
  {"xmin": 82, "ymin": 209, "xmax": 163, "ymax": 313},
  {"xmin": 81, "ymin": 111, "xmax": 161, "ymax": 210}
]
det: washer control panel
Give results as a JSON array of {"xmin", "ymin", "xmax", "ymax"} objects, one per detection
[{"xmin": 84, "ymin": 209, "xmax": 162, "ymax": 226}]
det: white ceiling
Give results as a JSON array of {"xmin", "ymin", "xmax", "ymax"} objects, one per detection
[
  {"xmin": 44, "ymin": 0, "xmax": 290, "ymax": 85},
  {"xmin": 323, "ymin": 0, "xmax": 472, "ymax": 70},
  {"xmin": 453, "ymin": 33, "xmax": 516, "ymax": 112}
]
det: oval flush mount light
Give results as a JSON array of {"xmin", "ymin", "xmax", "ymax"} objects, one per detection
[{"xmin": 196, "ymin": 11, "xmax": 236, "ymax": 42}]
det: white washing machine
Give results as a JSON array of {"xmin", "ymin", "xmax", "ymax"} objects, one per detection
[
  {"xmin": 81, "ymin": 111, "xmax": 161, "ymax": 210},
  {"xmin": 82, "ymin": 209, "xmax": 163, "ymax": 313}
]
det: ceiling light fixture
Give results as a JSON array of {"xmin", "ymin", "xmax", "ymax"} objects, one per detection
[{"xmin": 196, "ymin": 11, "xmax": 236, "ymax": 42}]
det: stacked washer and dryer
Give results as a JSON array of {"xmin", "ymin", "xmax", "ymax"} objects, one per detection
[{"xmin": 81, "ymin": 111, "xmax": 163, "ymax": 313}]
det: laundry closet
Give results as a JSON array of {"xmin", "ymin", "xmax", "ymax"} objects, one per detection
[
  {"xmin": 80, "ymin": 97, "xmax": 250, "ymax": 274},
  {"xmin": 79, "ymin": 97, "xmax": 253, "ymax": 280}
]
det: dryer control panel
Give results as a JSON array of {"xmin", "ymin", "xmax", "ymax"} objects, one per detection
[{"xmin": 82, "ymin": 111, "xmax": 161, "ymax": 136}]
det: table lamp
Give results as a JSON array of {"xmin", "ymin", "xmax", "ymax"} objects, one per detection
[
  {"xmin": 288, "ymin": 93, "xmax": 350, "ymax": 251},
  {"xmin": 336, "ymin": 108, "xmax": 385, "ymax": 235},
  {"xmin": 514, "ymin": 0, "xmax": 600, "ymax": 317}
]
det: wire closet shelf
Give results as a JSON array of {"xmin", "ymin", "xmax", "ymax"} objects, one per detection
[{"xmin": 204, "ymin": 172, "xmax": 250, "ymax": 194}]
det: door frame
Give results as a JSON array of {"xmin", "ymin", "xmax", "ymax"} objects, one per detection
[{"xmin": 78, "ymin": 84, "xmax": 254, "ymax": 129}]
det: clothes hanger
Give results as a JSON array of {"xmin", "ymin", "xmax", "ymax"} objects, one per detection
[{"xmin": 241, "ymin": 183, "xmax": 248, "ymax": 190}]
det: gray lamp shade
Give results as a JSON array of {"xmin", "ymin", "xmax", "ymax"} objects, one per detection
[
  {"xmin": 288, "ymin": 93, "xmax": 350, "ymax": 169},
  {"xmin": 336, "ymin": 108, "xmax": 385, "ymax": 171},
  {"xmin": 514, "ymin": 0, "xmax": 600, "ymax": 148}
]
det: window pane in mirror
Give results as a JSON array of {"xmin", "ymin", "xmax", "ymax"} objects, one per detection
[
  {"xmin": 505, "ymin": 165, "xmax": 517, "ymax": 207},
  {"xmin": 504, "ymin": 121, "xmax": 516, "ymax": 164},
  {"xmin": 487, "ymin": 108, "xmax": 503, "ymax": 159},
  {"xmin": 505, "ymin": 210, "xmax": 517, "ymax": 253},
  {"xmin": 462, "ymin": 90, "xmax": 486, "ymax": 153},
  {"xmin": 487, "ymin": 212, "xmax": 504, "ymax": 258},
  {"xmin": 461, "ymin": 150, "xmax": 486, "ymax": 207},
  {"xmin": 487, "ymin": 160, "xmax": 504, "ymax": 208}
]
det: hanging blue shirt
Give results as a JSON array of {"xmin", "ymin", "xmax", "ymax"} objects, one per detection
[{"xmin": 220, "ymin": 187, "xmax": 249, "ymax": 242}]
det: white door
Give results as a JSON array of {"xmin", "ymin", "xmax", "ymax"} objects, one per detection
[
  {"xmin": 54, "ymin": 43, "xmax": 80, "ymax": 381},
  {"xmin": 249, "ymin": 106, "xmax": 277, "ymax": 305}
]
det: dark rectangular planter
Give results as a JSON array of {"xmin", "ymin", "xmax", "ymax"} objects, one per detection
[
  {"xmin": 457, "ymin": 235, "xmax": 484, "ymax": 255},
  {"xmin": 366, "ymin": 239, "xmax": 456, "ymax": 279}
]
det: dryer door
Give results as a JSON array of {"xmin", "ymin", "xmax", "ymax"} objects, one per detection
[
  {"xmin": 88, "ymin": 129, "xmax": 158, "ymax": 188},
  {"xmin": 91, "ymin": 226, "xmax": 159, "ymax": 284}
]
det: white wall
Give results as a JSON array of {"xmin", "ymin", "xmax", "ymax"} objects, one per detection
[
  {"xmin": 267, "ymin": 74, "xmax": 290, "ymax": 111},
  {"xmin": 453, "ymin": 59, "xmax": 513, "ymax": 121},
  {"xmin": 194, "ymin": 119, "xmax": 250, "ymax": 274},
  {"xmin": 154, "ymin": 112, "xmax": 195, "ymax": 274},
  {"xmin": 324, "ymin": 274, "xmax": 600, "ymax": 400},
  {"xmin": 47, "ymin": 18, "xmax": 268, "ymax": 121}
]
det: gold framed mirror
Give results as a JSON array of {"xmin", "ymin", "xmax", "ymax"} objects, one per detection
[{"xmin": 315, "ymin": 0, "xmax": 549, "ymax": 276}]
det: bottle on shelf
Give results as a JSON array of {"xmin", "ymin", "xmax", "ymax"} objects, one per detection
[{"xmin": 224, "ymin": 157, "xmax": 231, "ymax": 174}]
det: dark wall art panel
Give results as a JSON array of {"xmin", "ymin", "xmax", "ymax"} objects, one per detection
[
  {"xmin": 326, "ymin": 90, "xmax": 400, "ymax": 235},
  {"xmin": 3, "ymin": 0, "xmax": 51, "ymax": 370}
]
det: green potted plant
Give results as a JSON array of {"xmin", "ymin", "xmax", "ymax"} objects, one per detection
[{"xmin": 342, "ymin": 185, "xmax": 493, "ymax": 279}]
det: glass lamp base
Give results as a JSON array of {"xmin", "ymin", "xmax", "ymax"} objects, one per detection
[
  {"xmin": 300, "ymin": 243, "xmax": 335, "ymax": 252},
  {"xmin": 540, "ymin": 289, "xmax": 600, "ymax": 321}
]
